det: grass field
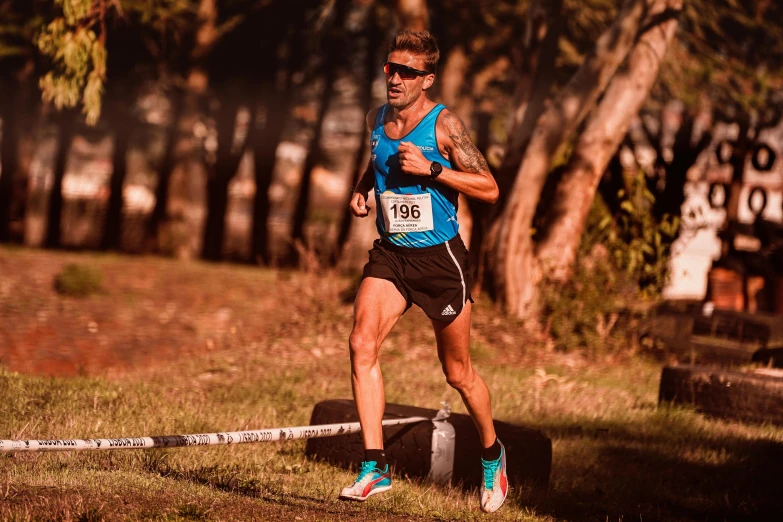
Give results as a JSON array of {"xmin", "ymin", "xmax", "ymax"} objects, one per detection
[{"xmin": 1, "ymin": 246, "xmax": 782, "ymax": 521}]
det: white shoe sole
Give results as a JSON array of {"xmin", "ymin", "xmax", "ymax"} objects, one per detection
[
  {"xmin": 480, "ymin": 486, "xmax": 509, "ymax": 513},
  {"xmin": 338, "ymin": 485, "xmax": 392, "ymax": 502}
]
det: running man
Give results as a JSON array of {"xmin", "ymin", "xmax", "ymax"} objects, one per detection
[{"xmin": 338, "ymin": 30, "xmax": 506, "ymax": 513}]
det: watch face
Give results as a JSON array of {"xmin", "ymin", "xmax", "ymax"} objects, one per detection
[{"xmin": 431, "ymin": 162, "xmax": 442, "ymax": 176}]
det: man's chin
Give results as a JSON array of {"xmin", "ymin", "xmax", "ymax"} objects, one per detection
[{"xmin": 387, "ymin": 97, "xmax": 407, "ymax": 108}]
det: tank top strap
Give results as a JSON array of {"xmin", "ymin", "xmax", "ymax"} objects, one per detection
[
  {"xmin": 374, "ymin": 104, "xmax": 388, "ymax": 130},
  {"xmin": 421, "ymin": 103, "xmax": 446, "ymax": 129}
]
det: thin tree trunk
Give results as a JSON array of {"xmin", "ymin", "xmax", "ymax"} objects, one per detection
[
  {"xmin": 289, "ymin": 74, "xmax": 335, "ymax": 261},
  {"xmin": 289, "ymin": 1, "xmax": 348, "ymax": 264},
  {"xmin": 653, "ymin": 109, "xmax": 712, "ymax": 219},
  {"xmin": 251, "ymin": 84, "xmax": 288, "ymax": 265},
  {"xmin": 101, "ymin": 114, "xmax": 132, "ymax": 250},
  {"xmin": 250, "ymin": 8, "xmax": 309, "ymax": 265},
  {"xmin": 536, "ymin": 0, "xmax": 683, "ymax": 281},
  {"xmin": 0, "ymin": 83, "xmax": 20, "ymax": 242},
  {"xmin": 494, "ymin": 0, "xmax": 649, "ymax": 319},
  {"xmin": 332, "ymin": 6, "xmax": 381, "ymax": 267},
  {"xmin": 154, "ymin": 0, "xmax": 217, "ymax": 256},
  {"xmin": 202, "ymin": 98, "xmax": 252, "ymax": 261},
  {"xmin": 44, "ymin": 111, "xmax": 76, "ymax": 249},
  {"xmin": 202, "ymin": 175, "xmax": 231, "ymax": 261},
  {"xmin": 147, "ymin": 89, "xmax": 185, "ymax": 250}
]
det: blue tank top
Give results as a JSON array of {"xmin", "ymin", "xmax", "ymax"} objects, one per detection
[{"xmin": 370, "ymin": 104, "xmax": 459, "ymax": 248}]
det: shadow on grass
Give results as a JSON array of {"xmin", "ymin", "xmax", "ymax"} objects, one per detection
[{"xmin": 516, "ymin": 416, "xmax": 783, "ymax": 522}]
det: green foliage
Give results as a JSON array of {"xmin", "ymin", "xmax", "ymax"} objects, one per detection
[
  {"xmin": 597, "ymin": 170, "xmax": 681, "ymax": 297},
  {"xmin": 540, "ymin": 247, "xmax": 641, "ymax": 354},
  {"xmin": 37, "ymin": 1, "xmax": 112, "ymax": 125},
  {"xmin": 54, "ymin": 263, "xmax": 103, "ymax": 297},
  {"xmin": 541, "ymin": 170, "xmax": 680, "ymax": 354}
]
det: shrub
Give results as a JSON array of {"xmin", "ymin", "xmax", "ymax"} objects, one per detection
[
  {"xmin": 540, "ymin": 171, "xmax": 680, "ymax": 355},
  {"xmin": 54, "ymin": 263, "xmax": 103, "ymax": 297}
]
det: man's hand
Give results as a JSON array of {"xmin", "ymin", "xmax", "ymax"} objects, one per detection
[
  {"xmin": 398, "ymin": 141, "xmax": 431, "ymax": 176},
  {"xmin": 350, "ymin": 192, "xmax": 371, "ymax": 217}
]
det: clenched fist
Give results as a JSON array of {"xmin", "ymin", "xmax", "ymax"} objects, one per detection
[
  {"xmin": 398, "ymin": 141, "xmax": 431, "ymax": 176},
  {"xmin": 350, "ymin": 192, "xmax": 371, "ymax": 217}
]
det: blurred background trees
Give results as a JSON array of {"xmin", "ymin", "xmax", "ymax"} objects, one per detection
[{"xmin": 1, "ymin": 0, "xmax": 782, "ymax": 331}]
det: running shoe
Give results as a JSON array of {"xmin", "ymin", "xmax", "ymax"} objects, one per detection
[
  {"xmin": 480, "ymin": 440, "xmax": 508, "ymax": 513},
  {"xmin": 338, "ymin": 461, "xmax": 392, "ymax": 501}
]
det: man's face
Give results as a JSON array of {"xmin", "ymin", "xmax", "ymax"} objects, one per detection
[{"xmin": 385, "ymin": 51, "xmax": 433, "ymax": 108}]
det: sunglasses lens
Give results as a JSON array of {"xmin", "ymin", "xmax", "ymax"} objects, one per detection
[
  {"xmin": 384, "ymin": 62, "xmax": 424, "ymax": 79},
  {"xmin": 398, "ymin": 67, "xmax": 417, "ymax": 79}
]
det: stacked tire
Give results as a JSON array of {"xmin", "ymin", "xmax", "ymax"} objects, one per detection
[
  {"xmin": 305, "ymin": 399, "xmax": 552, "ymax": 489},
  {"xmin": 659, "ymin": 365, "xmax": 783, "ymax": 426}
]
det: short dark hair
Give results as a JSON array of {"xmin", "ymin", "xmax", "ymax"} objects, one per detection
[{"xmin": 388, "ymin": 30, "xmax": 440, "ymax": 73}]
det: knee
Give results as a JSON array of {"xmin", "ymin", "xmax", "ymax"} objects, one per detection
[
  {"xmin": 349, "ymin": 330, "xmax": 378, "ymax": 369},
  {"xmin": 444, "ymin": 364, "xmax": 475, "ymax": 393}
]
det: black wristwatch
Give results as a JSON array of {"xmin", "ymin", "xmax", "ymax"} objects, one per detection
[{"xmin": 430, "ymin": 161, "xmax": 443, "ymax": 179}]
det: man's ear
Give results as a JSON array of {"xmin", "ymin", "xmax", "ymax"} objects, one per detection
[{"xmin": 422, "ymin": 74, "xmax": 435, "ymax": 91}]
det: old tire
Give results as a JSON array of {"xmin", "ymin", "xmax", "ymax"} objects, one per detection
[
  {"xmin": 659, "ymin": 365, "xmax": 783, "ymax": 426},
  {"xmin": 305, "ymin": 399, "xmax": 552, "ymax": 489}
]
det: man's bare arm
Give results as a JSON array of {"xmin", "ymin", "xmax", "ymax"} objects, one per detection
[
  {"xmin": 438, "ymin": 112, "xmax": 498, "ymax": 203},
  {"xmin": 398, "ymin": 110, "xmax": 498, "ymax": 203}
]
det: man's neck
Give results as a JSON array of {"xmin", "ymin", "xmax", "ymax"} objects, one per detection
[{"xmin": 388, "ymin": 95, "xmax": 433, "ymax": 123}]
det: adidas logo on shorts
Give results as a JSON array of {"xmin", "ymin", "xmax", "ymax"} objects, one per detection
[{"xmin": 441, "ymin": 304, "xmax": 457, "ymax": 316}]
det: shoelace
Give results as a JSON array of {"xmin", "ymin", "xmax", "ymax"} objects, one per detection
[
  {"xmin": 355, "ymin": 461, "xmax": 379, "ymax": 484},
  {"xmin": 482, "ymin": 458, "xmax": 500, "ymax": 490}
]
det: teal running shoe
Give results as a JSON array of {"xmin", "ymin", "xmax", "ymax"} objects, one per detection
[
  {"xmin": 480, "ymin": 440, "xmax": 508, "ymax": 513},
  {"xmin": 338, "ymin": 461, "xmax": 392, "ymax": 501}
]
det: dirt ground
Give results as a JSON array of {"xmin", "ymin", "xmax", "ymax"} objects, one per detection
[
  {"xmin": 0, "ymin": 246, "xmax": 544, "ymax": 380},
  {"xmin": 0, "ymin": 247, "xmax": 310, "ymax": 377}
]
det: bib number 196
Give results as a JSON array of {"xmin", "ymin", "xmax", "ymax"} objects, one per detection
[
  {"xmin": 380, "ymin": 193, "xmax": 434, "ymax": 233},
  {"xmin": 389, "ymin": 203, "xmax": 421, "ymax": 220}
]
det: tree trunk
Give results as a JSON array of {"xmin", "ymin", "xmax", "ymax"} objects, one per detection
[
  {"xmin": 202, "ymin": 176, "xmax": 231, "ymax": 261},
  {"xmin": 201, "ymin": 97, "xmax": 251, "ymax": 261},
  {"xmin": 654, "ymin": 108, "xmax": 713, "ymax": 219},
  {"xmin": 289, "ymin": 1, "xmax": 347, "ymax": 264},
  {"xmin": 0, "ymin": 82, "xmax": 20, "ymax": 242},
  {"xmin": 251, "ymin": 83, "xmax": 289, "ymax": 265},
  {"xmin": 536, "ymin": 0, "xmax": 683, "ymax": 281},
  {"xmin": 494, "ymin": 0, "xmax": 563, "ymax": 203},
  {"xmin": 101, "ymin": 114, "xmax": 132, "ymax": 250},
  {"xmin": 332, "ymin": 7, "xmax": 382, "ymax": 267},
  {"xmin": 147, "ymin": 89, "xmax": 185, "ymax": 250},
  {"xmin": 44, "ymin": 111, "xmax": 76, "ymax": 249},
  {"xmin": 477, "ymin": 0, "xmax": 562, "ymax": 298},
  {"xmin": 395, "ymin": 0, "xmax": 429, "ymax": 31},
  {"xmin": 494, "ymin": 0, "xmax": 649, "ymax": 319},
  {"xmin": 152, "ymin": 0, "xmax": 217, "ymax": 256},
  {"xmin": 250, "ymin": 6, "xmax": 310, "ymax": 266}
]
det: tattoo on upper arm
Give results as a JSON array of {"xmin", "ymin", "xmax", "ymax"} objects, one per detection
[{"xmin": 442, "ymin": 113, "xmax": 490, "ymax": 173}]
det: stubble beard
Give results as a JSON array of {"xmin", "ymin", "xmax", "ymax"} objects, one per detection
[{"xmin": 387, "ymin": 89, "xmax": 418, "ymax": 109}]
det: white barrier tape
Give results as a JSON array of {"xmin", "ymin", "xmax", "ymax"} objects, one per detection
[{"xmin": 0, "ymin": 416, "xmax": 429, "ymax": 453}]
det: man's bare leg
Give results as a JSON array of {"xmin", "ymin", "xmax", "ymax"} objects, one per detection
[
  {"xmin": 431, "ymin": 301, "xmax": 497, "ymax": 447},
  {"xmin": 349, "ymin": 277, "xmax": 407, "ymax": 450}
]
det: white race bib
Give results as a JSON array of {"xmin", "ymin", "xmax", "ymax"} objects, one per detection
[{"xmin": 380, "ymin": 193, "xmax": 434, "ymax": 233}]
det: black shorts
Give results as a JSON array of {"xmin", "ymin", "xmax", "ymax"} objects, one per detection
[{"xmin": 361, "ymin": 235, "xmax": 474, "ymax": 323}]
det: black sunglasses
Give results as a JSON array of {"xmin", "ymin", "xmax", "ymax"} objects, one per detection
[{"xmin": 383, "ymin": 62, "xmax": 430, "ymax": 79}]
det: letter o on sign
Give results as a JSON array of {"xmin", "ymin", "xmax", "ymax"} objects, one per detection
[
  {"xmin": 751, "ymin": 143, "xmax": 777, "ymax": 172},
  {"xmin": 748, "ymin": 187, "xmax": 767, "ymax": 217},
  {"xmin": 715, "ymin": 140, "xmax": 733, "ymax": 165},
  {"xmin": 708, "ymin": 183, "xmax": 729, "ymax": 209}
]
